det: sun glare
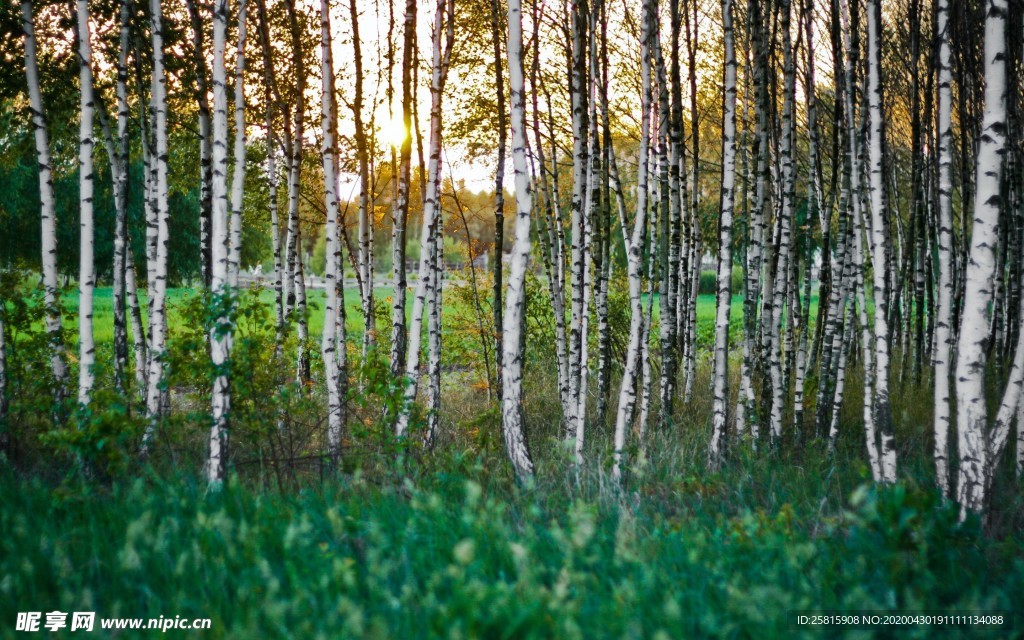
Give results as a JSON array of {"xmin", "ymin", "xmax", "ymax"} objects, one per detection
[{"xmin": 382, "ymin": 112, "xmax": 407, "ymax": 148}]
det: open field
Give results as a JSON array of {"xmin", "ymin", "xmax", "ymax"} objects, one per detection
[{"xmin": 50, "ymin": 285, "xmax": 810, "ymax": 348}]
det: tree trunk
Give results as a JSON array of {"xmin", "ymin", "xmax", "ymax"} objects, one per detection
[
  {"xmin": 612, "ymin": 0, "xmax": 653, "ymax": 482},
  {"xmin": 207, "ymin": 0, "xmax": 235, "ymax": 485},
  {"xmin": 955, "ymin": 0, "xmax": 1009, "ymax": 515},
  {"xmin": 500, "ymin": 0, "xmax": 536, "ymax": 481},
  {"xmin": 396, "ymin": 0, "xmax": 453, "ymax": 439},
  {"xmin": 21, "ymin": 0, "xmax": 69, "ymax": 406},
  {"xmin": 390, "ymin": 0, "xmax": 417, "ymax": 378},
  {"xmin": 866, "ymin": 0, "xmax": 897, "ymax": 483},
  {"xmin": 142, "ymin": 0, "xmax": 172, "ymax": 451},
  {"xmin": 319, "ymin": 0, "xmax": 344, "ymax": 467},
  {"xmin": 934, "ymin": 0, "xmax": 955, "ymax": 499},
  {"xmin": 185, "ymin": 0, "xmax": 214, "ymax": 288},
  {"xmin": 348, "ymin": 0, "xmax": 375, "ymax": 356},
  {"xmin": 228, "ymin": 0, "xmax": 248, "ymax": 288},
  {"xmin": 710, "ymin": 0, "xmax": 737, "ymax": 467}
]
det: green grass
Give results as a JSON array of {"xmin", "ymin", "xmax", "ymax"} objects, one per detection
[
  {"xmin": 59, "ymin": 286, "xmax": 397, "ymax": 345},
  {"xmin": 1, "ymin": 451, "xmax": 1020, "ymax": 639},
  {"xmin": 59, "ymin": 286, "xmax": 813, "ymax": 349}
]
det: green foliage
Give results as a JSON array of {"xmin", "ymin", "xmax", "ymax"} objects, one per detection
[
  {"xmin": 697, "ymin": 266, "xmax": 745, "ymax": 296},
  {"xmin": 0, "ymin": 466, "xmax": 1019, "ymax": 638},
  {"xmin": 40, "ymin": 390, "xmax": 145, "ymax": 481}
]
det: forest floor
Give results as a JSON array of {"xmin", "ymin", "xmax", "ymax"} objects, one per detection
[{"xmin": 2, "ymin": 431, "xmax": 1022, "ymax": 638}]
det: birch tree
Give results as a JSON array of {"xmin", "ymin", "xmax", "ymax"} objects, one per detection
[
  {"xmin": 933, "ymin": 0, "xmax": 955, "ymax": 498},
  {"xmin": 709, "ymin": 0, "xmax": 737, "ymax": 466},
  {"xmin": 256, "ymin": 0, "xmax": 284, "ymax": 335},
  {"xmin": 955, "ymin": 0, "xmax": 1011, "ymax": 514},
  {"xmin": 348, "ymin": 0, "xmax": 375, "ymax": 355},
  {"xmin": 319, "ymin": 0, "xmax": 344, "ymax": 465},
  {"xmin": 396, "ymin": 0, "xmax": 454, "ymax": 439},
  {"xmin": 612, "ymin": 0, "xmax": 653, "ymax": 482},
  {"xmin": 74, "ymin": 0, "xmax": 96, "ymax": 407},
  {"xmin": 391, "ymin": 0, "xmax": 418, "ymax": 378},
  {"xmin": 111, "ymin": 0, "xmax": 131, "ymax": 397},
  {"xmin": 207, "ymin": 0, "xmax": 234, "ymax": 485},
  {"xmin": 228, "ymin": 0, "xmax": 248, "ymax": 288},
  {"xmin": 500, "ymin": 0, "xmax": 536, "ymax": 481},
  {"xmin": 142, "ymin": 0, "xmax": 172, "ymax": 449},
  {"xmin": 184, "ymin": 0, "xmax": 214, "ymax": 287},
  {"xmin": 865, "ymin": 0, "xmax": 897, "ymax": 483},
  {"xmin": 21, "ymin": 0, "xmax": 68, "ymax": 404}
]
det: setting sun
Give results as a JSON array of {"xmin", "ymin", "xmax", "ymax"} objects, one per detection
[{"xmin": 381, "ymin": 111, "xmax": 407, "ymax": 148}]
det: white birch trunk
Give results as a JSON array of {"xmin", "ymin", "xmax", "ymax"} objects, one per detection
[
  {"xmin": 75, "ymin": 0, "xmax": 96, "ymax": 407},
  {"xmin": 709, "ymin": 0, "xmax": 737, "ymax": 466},
  {"xmin": 955, "ymin": 0, "xmax": 1009, "ymax": 514},
  {"xmin": 255, "ymin": 2, "xmax": 284, "ymax": 335},
  {"xmin": 319, "ymin": 0, "xmax": 344, "ymax": 466},
  {"xmin": 612, "ymin": 0, "xmax": 653, "ymax": 482},
  {"xmin": 768, "ymin": 0, "xmax": 796, "ymax": 445},
  {"xmin": 501, "ymin": 0, "xmax": 536, "ymax": 480},
  {"xmin": 109, "ymin": 0, "xmax": 130, "ymax": 396},
  {"xmin": 348, "ymin": 0, "xmax": 375, "ymax": 355},
  {"xmin": 427, "ymin": 210, "xmax": 443, "ymax": 447},
  {"xmin": 866, "ymin": 0, "xmax": 897, "ymax": 483},
  {"xmin": 933, "ymin": 0, "xmax": 955, "ymax": 498},
  {"xmin": 396, "ymin": 0, "xmax": 452, "ymax": 438},
  {"xmin": 142, "ymin": 0, "xmax": 172, "ymax": 450},
  {"xmin": 126, "ymin": 243, "xmax": 148, "ymax": 397},
  {"xmin": 207, "ymin": 0, "xmax": 234, "ymax": 484},
  {"xmin": 390, "ymin": 0, "xmax": 417, "ymax": 378},
  {"xmin": 228, "ymin": 0, "xmax": 248, "ymax": 288},
  {"xmin": 21, "ymin": 0, "xmax": 69, "ymax": 402}
]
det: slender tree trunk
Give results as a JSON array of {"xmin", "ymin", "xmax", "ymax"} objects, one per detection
[
  {"xmin": 126, "ymin": 243, "xmax": 147, "ymax": 397},
  {"xmin": 228, "ymin": 0, "xmax": 248, "ymax": 288},
  {"xmin": 284, "ymin": 0, "xmax": 309, "ymax": 384},
  {"xmin": 565, "ymin": 0, "xmax": 591, "ymax": 445},
  {"xmin": 768, "ymin": 0, "xmax": 796, "ymax": 446},
  {"xmin": 21, "ymin": 0, "xmax": 69, "ymax": 406},
  {"xmin": 500, "ymin": 0, "xmax": 536, "ymax": 481},
  {"xmin": 185, "ymin": 0, "xmax": 214, "ymax": 288},
  {"xmin": 710, "ymin": 0, "xmax": 737, "ymax": 467},
  {"xmin": 612, "ymin": 0, "xmax": 653, "ymax": 482},
  {"xmin": 348, "ymin": 0, "xmax": 375, "ymax": 356},
  {"xmin": 256, "ymin": 0, "xmax": 284, "ymax": 336},
  {"xmin": 109, "ymin": 0, "xmax": 131, "ymax": 398},
  {"xmin": 319, "ymin": 0, "xmax": 344, "ymax": 467},
  {"xmin": 933, "ymin": 0, "xmax": 955, "ymax": 499},
  {"xmin": 866, "ymin": 0, "xmax": 897, "ymax": 482},
  {"xmin": 390, "ymin": 0, "xmax": 417, "ymax": 378},
  {"xmin": 396, "ymin": 0, "xmax": 453, "ymax": 438},
  {"xmin": 142, "ymin": 0, "xmax": 171, "ymax": 450},
  {"xmin": 955, "ymin": 0, "xmax": 1009, "ymax": 515},
  {"xmin": 207, "ymin": 0, "xmax": 234, "ymax": 485},
  {"xmin": 738, "ymin": 0, "xmax": 767, "ymax": 443},
  {"xmin": 681, "ymin": 0, "xmax": 701, "ymax": 405},
  {"xmin": 426, "ymin": 203, "xmax": 443, "ymax": 447},
  {"xmin": 73, "ymin": 0, "xmax": 96, "ymax": 403},
  {"xmin": 491, "ymin": 0, "xmax": 507, "ymax": 400}
]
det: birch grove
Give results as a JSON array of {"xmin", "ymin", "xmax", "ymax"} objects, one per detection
[{"xmin": 3, "ymin": 0, "xmax": 1024, "ymax": 520}]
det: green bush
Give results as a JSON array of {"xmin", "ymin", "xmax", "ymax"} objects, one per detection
[{"xmin": 698, "ymin": 265, "xmax": 745, "ymax": 295}]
